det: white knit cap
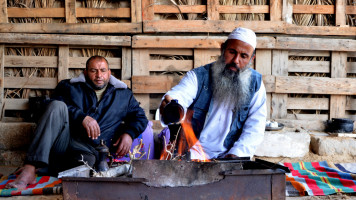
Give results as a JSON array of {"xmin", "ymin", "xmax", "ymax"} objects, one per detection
[{"xmin": 227, "ymin": 27, "xmax": 256, "ymax": 49}]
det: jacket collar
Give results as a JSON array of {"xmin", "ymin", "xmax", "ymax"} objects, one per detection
[{"xmin": 69, "ymin": 73, "xmax": 127, "ymax": 89}]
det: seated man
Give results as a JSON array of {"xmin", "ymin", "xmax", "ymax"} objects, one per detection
[
  {"xmin": 6, "ymin": 55, "xmax": 148, "ymax": 189},
  {"xmin": 160, "ymin": 27, "xmax": 266, "ymax": 160}
]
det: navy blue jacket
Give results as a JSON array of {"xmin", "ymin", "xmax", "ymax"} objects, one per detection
[{"xmin": 52, "ymin": 73, "xmax": 148, "ymax": 147}]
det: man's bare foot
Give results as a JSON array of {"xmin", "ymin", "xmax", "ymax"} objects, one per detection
[{"xmin": 5, "ymin": 164, "xmax": 37, "ymax": 190}]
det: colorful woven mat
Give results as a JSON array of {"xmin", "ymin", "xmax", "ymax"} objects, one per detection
[
  {"xmin": 284, "ymin": 161, "xmax": 356, "ymax": 196},
  {"xmin": 0, "ymin": 175, "xmax": 62, "ymax": 197}
]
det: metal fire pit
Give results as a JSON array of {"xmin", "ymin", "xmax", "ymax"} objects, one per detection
[{"xmin": 62, "ymin": 159, "xmax": 289, "ymax": 200}]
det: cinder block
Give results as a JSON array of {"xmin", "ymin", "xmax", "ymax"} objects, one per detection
[
  {"xmin": 255, "ymin": 130, "xmax": 310, "ymax": 158},
  {"xmin": 0, "ymin": 122, "xmax": 36, "ymax": 150},
  {"xmin": 311, "ymin": 135, "xmax": 356, "ymax": 156}
]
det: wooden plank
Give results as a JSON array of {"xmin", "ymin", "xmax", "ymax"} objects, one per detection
[
  {"xmin": 194, "ymin": 49, "xmax": 220, "ymax": 68},
  {"xmin": 150, "ymin": 49, "xmax": 193, "ymax": 56},
  {"xmin": 270, "ymin": 0, "xmax": 282, "ymax": 21},
  {"xmin": 142, "ymin": 0, "xmax": 154, "ymax": 21},
  {"xmin": 4, "ymin": 99, "xmax": 28, "ymax": 110},
  {"xmin": 4, "ymin": 77, "xmax": 57, "ymax": 89},
  {"xmin": 346, "ymin": 6, "xmax": 356, "ymax": 14},
  {"xmin": 76, "ymin": 8, "xmax": 130, "ymax": 18},
  {"xmin": 289, "ymin": 50, "xmax": 330, "ymax": 57},
  {"xmin": 271, "ymin": 50, "xmax": 288, "ymax": 119},
  {"xmin": 143, "ymin": 20, "xmax": 287, "ymax": 33},
  {"xmin": 262, "ymin": 75, "xmax": 275, "ymax": 93},
  {"xmin": 335, "ymin": 0, "xmax": 346, "ymax": 26},
  {"xmin": 286, "ymin": 114, "xmax": 328, "ymax": 121},
  {"xmin": 276, "ymin": 119, "xmax": 327, "ymax": 131},
  {"xmin": 207, "ymin": 0, "xmax": 219, "ymax": 20},
  {"xmin": 286, "ymin": 25, "xmax": 356, "ymax": 36},
  {"xmin": 293, "ymin": 5, "xmax": 334, "ymax": 14},
  {"xmin": 58, "ymin": 45, "xmax": 69, "ymax": 82},
  {"xmin": 132, "ymin": 75, "xmax": 182, "ymax": 93},
  {"xmin": 218, "ymin": 5, "xmax": 269, "ymax": 13},
  {"xmin": 0, "ymin": 0, "xmax": 8, "ymax": 23},
  {"xmin": 256, "ymin": 49, "xmax": 272, "ymax": 118},
  {"xmin": 329, "ymin": 95, "xmax": 346, "ymax": 119},
  {"xmin": 121, "ymin": 48, "xmax": 132, "ymax": 81},
  {"xmin": 346, "ymin": 98, "xmax": 356, "ymax": 110},
  {"xmin": 149, "ymin": 60, "xmax": 193, "ymax": 71},
  {"xmin": 276, "ymin": 37, "xmax": 356, "ymax": 51},
  {"xmin": 0, "ymin": 33, "xmax": 131, "ymax": 46},
  {"xmin": 133, "ymin": 35, "xmax": 276, "ymax": 49},
  {"xmin": 331, "ymin": 52, "xmax": 347, "ymax": 78},
  {"xmin": 287, "ymin": 98, "xmax": 329, "ymax": 110},
  {"xmin": 5, "ymin": 56, "xmax": 57, "ymax": 68},
  {"xmin": 288, "ymin": 60, "xmax": 330, "ymax": 73},
  {"xmin": 69, "ymin": 57, "xmax": 121, "ymax": 69},
  {"xmin": 65, "ymin": 0, "xmax": 76, "ymax": 23},
  {"xmin": 347, "ymin": 62, "xmax": 356, "ymax": 73},
  {"xmin": 7, "ymin": 8, "xmax": 65, "ymax": 18},
  {"xmin": 348, "ymin": 52, "xmax": 356, "ymax": 57},
  {"xmin": 282, "ymin": 0, "xmax": 293, "ymax": 24},
  {"xmin": 0, "ymin": 45, "xmax": 4, "ymax": 119},
  {"xmin": 275, "ymin": 76, "xmax": 356, "ymax": 95},
  {"xmin": 0, "ymin": 23, "xmax": 142, "ymax": 33},
  {"xmin": 131, "ymin": 0, "xmax": 142, "ymax": 22},
  {"xmin": 153, "ymin": 5, "xmax": 206, "ymax": 13}
]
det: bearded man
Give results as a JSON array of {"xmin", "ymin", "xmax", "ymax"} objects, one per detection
[
  {"xmin": 159, "ymin": 27, "xmax": 266, "ymax": 160},
  {"xmin": 6, "ymin": 55, "xmax": 148, "ymax": 189}
]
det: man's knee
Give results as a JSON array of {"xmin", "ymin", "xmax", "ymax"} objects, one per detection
[{"xmin": 45, "ymin": 100, "xmax": 68, "ymax": 117}]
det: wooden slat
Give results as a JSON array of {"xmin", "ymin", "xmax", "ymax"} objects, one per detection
[
  {"xmin": 76, "ymin": 8, "xmax": 130, "ymax": 18},
  {"xmin": 0, "ymin": 45, "xmax": 4, "ymax": 119},
  {"xmin": 132, "ymin": 75, "xmax": 182, "ymax": 93},
  {"xmin": 150, "ymin": 49, "xmax": 193, "ymax": 56},
  {"xmin": 275, "ymin": 76, "xmax": 356, "ymax": 95},
  {"xmin": 142, "ymin": 0, "xmax": 154, "ymax": 21},
  {"xmin": 336, "ymin": 0, "xmax": 346, "ymax": 26},
  {"xmin": 288, "ymin": 50, "xmax": 330, "ymax": 57},
  {"xmin": 286, "ymin": 114, "xmax": 328, "ymax": 121},
  {"xmin": 149, "ymin": 60, "xmax": 193, "ymax": 71},
  {"xmin": 262, "ymin": 75, "xmax": 275, "ymax": 93},
  {"xmin": 278, "ymin": 119, "xmax": 327, "ymax": 131},
  {"xmin": 0, "ymin": 23, "xmax": 142, "ymax": 33},
  {"xmin": 58, "ymin": 45, "xmax": 69, "ymax": 82},
  {"xmin": 276, "ymin": 37, "xmax": 356, "ymax": 51},
  {"xmin": 69, "ymin": 57, "xmax": 121, "ymax": 69},
  {"xmin": 330, "ymin": 95, "xmax": 346, "ymax": 119},
  {"xmin": 4, "ymin": 77, "xmax": 57, "ymax": 89},
  {"xmin": 270, "ymin": 0, "xmax": 282, "ymax": 21},
  {"xmin": 7, "ymin": 8, "xmax": 64, "ymax": 18},
  {"xmin": 131, "ymin": 0, "xmax": 142, "ymax": 22},
  {"xmin": 282, "ymin": 0, "xmax": 293, "ymax": 24},
  {"xmin": 144, "ymin": 20, "xmax": 287, "ymax": 33},
  {"xmin": 293, "ymin": 5, "xmax": 334, "ymax": 14},
  {"xmin": 346, "ymin": 6, "xmax": 356, "ymax": 14},
  {"xmin": 133, "ymin": 35, "xmax": 276, "ymax": 49},
  {"xmin": 4, "ymin": 99, "xmax": 28, "ymax": 110},
  {"xmin": 256, "ymin": 49, "xmax": 272, "ymax": 118},
  {"xmin": 0, "ymin": 33, "xmax": 131, "ymax": 46},
  {"xmin": 121, "ymin": 48, "xmax": 132, "ymax": 81},
  {"xmin": 347, "ymin": 62, "xmax": 356, "ymax": 73},
  {"xmin": 346, "ymin": 98, "xmax": 356, "ymax": 110},
  {"xmin": 65, "ymin": 0, "xmax": 76, "ymax": 23},
  {"xmin": 207, "ymin": 0, "xmax": 219, "ymax": 20},
  {"xmin": 194, "ymin": 49, "xmax": 220, "ymax": 68},
  {"xmin": 288, "ymin": 60, "xmax": 330, "ymax": 73},
  {"xmin": 5, "ymin": 56, "xmax": 57, "ymax": 68},
  {"xmin": 287, "ymin": 98, "xmax": 329, "ymax": 110},
  {"xmin": 271, "ymin": 50, "xmax": 288, "ymax": 119},
  {"xmin": 0, "ymin": 0, "xmax": 8, "ymax": 23},
  {"xmin": 218, "ymin": 5, "xmax": 269, "ymax": 13},
  {"xmin": 286, "ymin": 25, "xmax": 356, "ymax": 36},
  {"xmin": 153, "ymin": 5, "xmax": 205, "ymax": 13},
  {"xmin": 348, "ymin": 52, "xmax": 356, "ymax": 57}
]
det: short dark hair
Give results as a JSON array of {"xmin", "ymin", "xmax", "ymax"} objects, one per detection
[{"xmin": 85, "ymin": 55, "xmax": 109, "ymax": 70}]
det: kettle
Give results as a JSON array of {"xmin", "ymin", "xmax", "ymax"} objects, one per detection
[
  {"xmin": 95, "ymin": 139, "xmax": 110, "ymax": 172},
  {"xmin": 326, "ymin": 118, "xmax": 354, "ymax": 133},
  {"xmin": 162, "ymin": 99, "xmax": 184, "ymax": 125}
]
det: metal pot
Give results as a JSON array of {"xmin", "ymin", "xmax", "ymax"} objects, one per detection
[{"xmin": 327, "ymin": 118, "xmax": 354, "ymax": 133}]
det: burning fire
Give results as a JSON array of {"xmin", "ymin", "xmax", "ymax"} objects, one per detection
[{"xmin": 160, "ymin": 121, "xmax": 210, "ymax": 162}]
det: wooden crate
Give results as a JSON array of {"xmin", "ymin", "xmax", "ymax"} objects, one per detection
[
  {"xmin": 0, "ymin": 33, "xmax": 131, "ymax": 121},
  {"xmin": 132, "ymin": 35, "xmax": 356, "ymax": 130},
  {"xmin": 142, "ymin": 0, "xmax": 356, "ymax": 35},
  {"xmin": 0, "ymin": 0, "xmax": 141, "ymax": 33}
]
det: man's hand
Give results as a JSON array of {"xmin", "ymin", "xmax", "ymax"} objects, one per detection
[
  {"xmin": 113, "ymin": 133, "xmax": 133, "ymax": 156},
  {"xmin": 82, "ymin": 116, "xmax": 100, "ymax": 139},
  {"xmin": 159, "ymin": 95, "xmax": 173, "ymax": 115}
]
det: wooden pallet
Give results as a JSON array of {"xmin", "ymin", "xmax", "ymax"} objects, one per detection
[
  {"xmin": 142, "ymin": 0, "xmax": 356, "ymax": 35},
  {"xmin": 0, "ymin": 33, "xmax": 132, "ymax": 121},
  {"xmin": 132, "ymin": 35, "xmax": 356, "ymax": 130},
  {"xmin": 0, "ymin": 0, "xmax": 141, "ymax": 33}
]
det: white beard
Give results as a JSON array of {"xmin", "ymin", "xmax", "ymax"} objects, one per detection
[{"xmin": 211, "ymin": 55, "xmax": 252, "ymax": 110}]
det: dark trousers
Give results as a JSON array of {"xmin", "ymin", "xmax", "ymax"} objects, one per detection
[{"xmin": 26, "ymin": 100, "xmax": 96, "ymax": 175}]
